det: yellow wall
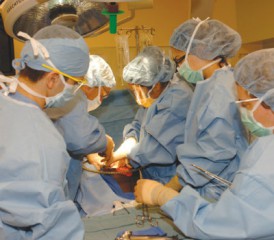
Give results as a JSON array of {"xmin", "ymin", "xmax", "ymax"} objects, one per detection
[{"xmin": 236, "ymin": 0, "xmax": 274, "ymax": 43}]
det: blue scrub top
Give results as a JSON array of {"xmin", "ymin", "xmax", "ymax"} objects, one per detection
[
  {"xmin": 176, "ymin": 67, "xmax": 248, "ymax": 200},
  {"xmin": 162, "ymin": 135, "xmax": 274, "ymax": 239},
  {"xmin": 0, "ymin": 92, "xmax": 84, "ymax": 239},
  {"xmin": 124, "ymin": 75, "xmax": 193, "ymax": 184}
]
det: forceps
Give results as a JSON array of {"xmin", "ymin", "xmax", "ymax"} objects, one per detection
[
  {"xmin": 136, "ymin": 170, "xmax": 158, "ymax": 227},
  {"xmin": 191, "ymin": 164, "xmax": 232, "ymax": 188}
]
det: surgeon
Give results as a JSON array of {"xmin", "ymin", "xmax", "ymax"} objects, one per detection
[
  {"xmin": 135, "ymin": 48, "xmax": 274, "ymax": 240},
  {"xmin": 50, "ymin": 55, "xmax": 115, "ymax": 201},
  {"xmin": 163, "ymin": 18, "xmax": 248, "ymax": 199},
  {"xmin": 0, "ymin": 25, "xmax": 89, "ymax": 239},
  {"xmin": 109, "ymin": 46, "xmax": 193, "ymax": 184}
]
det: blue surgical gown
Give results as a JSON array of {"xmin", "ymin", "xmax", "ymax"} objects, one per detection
[
  {"xmin": 125, "ymin": 75, "xmax": 193, "ymax": 184},
  {"xmin": 176, "ymin": 67, "xmax": 248, "ymax": 200},
  {"xmin": 0, "ymin": 92, "xmax": 84, "ymax": 240},
  {"xmin": 52, "ymin": 91, "xmax": 107, "ymax": 200},
  {"xmin": 162, "ymin": 135, "xmax": 274, "ymax": 240}
]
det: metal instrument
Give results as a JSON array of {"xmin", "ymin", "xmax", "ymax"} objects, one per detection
[
  {"xmin": 191, "ymin": 164, "xmax": 232, "ymax": 188},
  {"xmin": 136, "ymin": 170, "xmax": 158, "ymax": 227},
  {"xmin": 115, "ymin": 231, "xmax": 179, "ymax": 240}
]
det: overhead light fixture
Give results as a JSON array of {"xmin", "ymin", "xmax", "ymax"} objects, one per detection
[{"xmin": 0, "ymin": 0, "xmax": 110, "ymax": 41}]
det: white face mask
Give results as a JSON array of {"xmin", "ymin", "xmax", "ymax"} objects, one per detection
[{"xmin": 87, "ymin": 86, "xmax": 102, "ymax": 112}]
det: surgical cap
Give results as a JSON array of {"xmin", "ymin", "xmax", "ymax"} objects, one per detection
[
  {"xmin": 85, "ymin": 55, "xmax": 116, "ymax": 88},
  {"xmin": 13, "ymin": 25, "xmax": 89, "ymax": 77},
  {"xmin": 234, "ymin": 48, "xmax": 274, "ymax": 110},
  {"xmin": 170, "ymin": 19, "xmax": 241, "ymax": 60},
  {"xmin": 123, "ymin": 46, "xmax": 175, "ymax": 87}
]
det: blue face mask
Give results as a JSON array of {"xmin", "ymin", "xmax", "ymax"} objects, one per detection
[
  {"xmin": 45, "ymin": 83, "xmax": 76, "ymax": 108},
  {"xmin": 239, "ymin": 106, "xmax": 274, "ymax": 137},
  {"xmin": 177, "ymin": 60, "xmax": 204, "ymax": 84},
  {"xmin": 177, "ymin": 58, "xmax": 221, "ymax": 84}
]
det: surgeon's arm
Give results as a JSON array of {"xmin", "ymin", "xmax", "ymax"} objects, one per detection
[{"xmin": 134, "ymin": 179, "xmax": 179, "ymax": 206}]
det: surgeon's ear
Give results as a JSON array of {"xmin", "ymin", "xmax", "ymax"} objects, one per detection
[{"xmin": 46, "ymin": 72, "xmax": 60, "ymax": 89}]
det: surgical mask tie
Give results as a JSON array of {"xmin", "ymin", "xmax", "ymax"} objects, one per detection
[
  {"xmin": 0, "ymin": 75, "xmax": 18, "ymax": 96},
  {"xmin": 87, "ymin": 85, "xmax": 102, "ymax": 112}
]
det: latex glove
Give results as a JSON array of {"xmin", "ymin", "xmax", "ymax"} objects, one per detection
[
  {"xmin": 86, "ymin": 153, "xmax": 104, "ymax": 170},
  {"xmin": 134, "ymin": 179, "xmax": 179, "ymax": 206},
  {"xmin": 164, "ymin": 175, "xmax": 183, "ymax": 192},
  {"xmin": 100, "ymin": 134, "xmax": 115, "ymax": 163},
  {"xmin": 108, "ymin": 137, "xmax": 137, "ymax": 166}
]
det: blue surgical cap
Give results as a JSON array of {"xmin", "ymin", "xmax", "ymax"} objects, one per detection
[
  {"xmin": 123, "ymin": 46, "xmax": 175, "ymax": 87},
  {"xmin": 85, "ymin": 55, "xmax": 116, "ymax": 88},
  {"xmin": 170, "ymin": 19, "xmax": 241, "ymax": 60},
  {"xmin": 13, "ymin": 25, "xmax": 90, "ymax": 77},
  {"xmin": 234, "ymin": 48, "xmax": 274, "ymax": 111}
]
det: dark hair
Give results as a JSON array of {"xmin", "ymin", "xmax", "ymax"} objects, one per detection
[
  {"xmin": 19, "ymin": 65, "xmax": 48, "ymax": 83},
  {"xmin": 215, "ymin": 55, "xmax": 228, "ymax": 67}
]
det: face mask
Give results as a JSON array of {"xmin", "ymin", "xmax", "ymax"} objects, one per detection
[
  {"xmin": 87, "ymin": 86, "xmax": 102, "ymax": 111},
  {"xmin": 177, "ymin": 58, "xmax": 221, "ymax": 84},
  {"xmin": 87, "ymin": 95, "xmax": 101, "ymax": 111},
  {"xmin": 45, "ymin": 83, "xmax": 75, "ymax": 108},
  {"xmin": 134, "ymin": 85, "xmax": 156, "ymax": 108},
  {"xmin": 15, "ymin": 77, "xmax": 77, "ymax": 109},
  {"xmin": 239, "ymin": 106, "xmax": 274, "ymax": 137}
]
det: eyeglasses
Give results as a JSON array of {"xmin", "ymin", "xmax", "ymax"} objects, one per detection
[
  {"xmin": 42, "ymin": 64, "xmax": 88, "ymax": 85},
  {"xmin": 173, "ymin": 55, "xmax": 186, "ymax": 66}
]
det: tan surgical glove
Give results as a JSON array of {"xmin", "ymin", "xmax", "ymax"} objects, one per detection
[
  {"xmin": 164, "ymin": 175, "xmax": 183, "ymax": 192},
  {"xmin": 134, "ymin": 179, "xmax": 179, "ymax": 206},
  {"xmin": 86, "ymin": 153, "xmax": 104, "ymax": 170},
  {"xmin": 101, "ymin": 134, "xmax": 115, "ymax": 163}
]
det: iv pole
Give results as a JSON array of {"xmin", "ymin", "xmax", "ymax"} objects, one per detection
[{"xmin": 118, "ymin": 25, "xmax": 155, "ymax": 54}]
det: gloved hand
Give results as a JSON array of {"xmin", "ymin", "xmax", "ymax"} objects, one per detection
[
  {"xmin": 86, "ymin": 153, "xmax": 104, "ymax": 170},
  {"xmin": 107, "ymin": 137, "xmax": 137, "ymax": 167},
  {"xmin": 164, "ymin": 175, "xmax": 183, "ymax": 192},
  {"xmin": 134, "ymin": 179, "xmax": 179, "ymax": 206}
]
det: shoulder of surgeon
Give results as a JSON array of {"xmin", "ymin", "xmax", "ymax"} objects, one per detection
[{"xmin": 155, "ymin": 74, "xmax": 193, "ymax": 118}]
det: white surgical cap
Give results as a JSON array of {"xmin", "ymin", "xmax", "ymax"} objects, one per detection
[
  {"xmin": 234, "ymin": 48, "xmax": 274, "ymax": 111},
  {"xmin": 123, "ymin": 46, "xmax": 175, "ymax": 87},
  {"xmin": 13, "ymin": 25, "xmax": 89, "ymax": 77},
  {"xmin": 170, "ymin": 19, "xmax": 241, "ymax": 60},
  {"xmin": 85, "ymin": 55, "xmax": 116, "ymax": 88}
]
